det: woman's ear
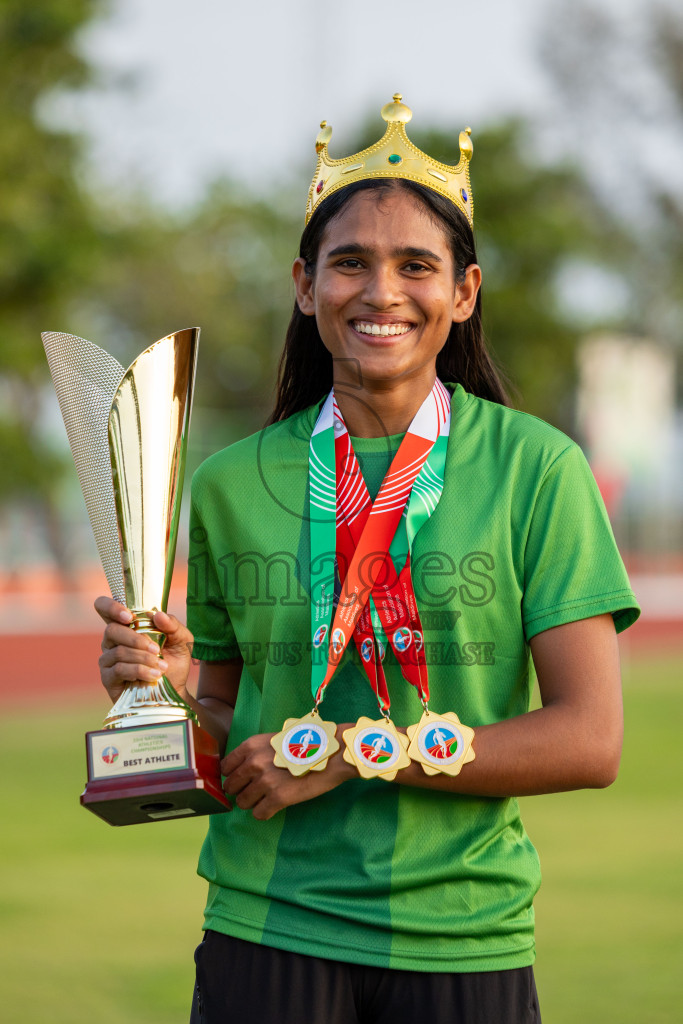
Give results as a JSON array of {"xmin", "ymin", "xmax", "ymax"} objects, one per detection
[
  {"xmin": 452, "ymin": 264, "xmax": 482, "ymax": 323},
  {"xmin": 292, "ymin": 258, "xmax": 316, "ymax": 316}
]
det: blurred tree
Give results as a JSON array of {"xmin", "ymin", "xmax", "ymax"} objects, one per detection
[
  {"xmin": 0, "ymin": 0, "xmax": 303, "ymax": 572},
  {"xmin": 538, "ymin": 0, "xmax": 683, "ymax": 359},
  {"xmin": 0, "ymin": 1, "xmax": 113, "ymax": 570},
  {"xmin": 459, "ymin": 119, "xmax": 609, "ymax": 421},
  {"xmin": 82, "ymin": 182, "xmax": 299, "ymax": 466}
]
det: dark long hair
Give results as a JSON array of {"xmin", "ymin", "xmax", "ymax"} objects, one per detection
[{"xmin": 268, "ymin": 178, "xmax": 509, "ymax": 423}]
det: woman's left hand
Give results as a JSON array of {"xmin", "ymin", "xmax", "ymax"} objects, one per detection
[{"xmin": 221, "ymin": 731, "xmax": 354, "ymax": 820}]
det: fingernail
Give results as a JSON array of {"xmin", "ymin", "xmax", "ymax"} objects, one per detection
[
  {"xmin": 149, "ymin": 666, "xmax": 162, "ymax": 677},
  {"xmin": 147, "ymin": 642, "xmax": 160, "ymax": 654},
  {"xmin": 158, "ymin": 660, "xmax": 169, "ymax": 670},
  {"xmin": 120, "ymin": 610, "xmax": 133, "ymax": 623}
]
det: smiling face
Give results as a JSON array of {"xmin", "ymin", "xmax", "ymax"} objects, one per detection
[{"xmin": 292, "ymin": 187, "xmax": 481, "ymax": 391}]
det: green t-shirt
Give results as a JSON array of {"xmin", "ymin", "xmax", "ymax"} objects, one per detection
[{"xmin": 187, "ymin": 383, "xmax": 639, "ymax": 973}]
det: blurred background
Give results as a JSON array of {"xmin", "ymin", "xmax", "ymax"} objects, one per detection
[{"xmin": 1, "ymin": 1, "xmax": 681, "ymax": 1021}]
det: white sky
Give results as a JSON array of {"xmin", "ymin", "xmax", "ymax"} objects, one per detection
[{"xmin": 52, "ymin": 0, "xmax": 650, "ymax": 207}]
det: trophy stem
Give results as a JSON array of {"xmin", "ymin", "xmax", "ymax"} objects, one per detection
[{"xmin": 102, "ymin": 611, "xmax": 197, "ymax": 730}]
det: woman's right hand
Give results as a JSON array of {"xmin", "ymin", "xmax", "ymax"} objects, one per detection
[{"xmin": 95, "ymin": 597, "xmax": 194, "ymax": 706}]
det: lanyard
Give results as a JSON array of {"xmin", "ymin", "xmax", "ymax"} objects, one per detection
[{"xmin": 308, "ymin": 379, "xmax": 450, "ymax": 713}]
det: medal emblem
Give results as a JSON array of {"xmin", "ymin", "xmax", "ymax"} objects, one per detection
[
  {"xmin": 271, "ymin": 711, "xmax": 339, "ymax": 776},
  {"xmin": 342, "ymin": 717, "xmax": 411, "ymax": 780},
  {"xmin": 393, "ymin": 627, "xmax": 412, "ymax": 651},
  {"xmin": 360, "ymin": 638, "xmax": 374, "ymax": 662},
  {"xmin": 331, "ymin": 627, "xmax": 345, "ymax": 653},
  {"xmin": 313, "ymin": 624, "xmax": 328, "ymax": 647},
  {"xmin": 406, "ymin": 711, "xmax": 475, "ymax": 776}
]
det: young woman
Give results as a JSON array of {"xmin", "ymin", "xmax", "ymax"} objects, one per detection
[{"xmin": 96, "ymin": 96, "xmax": 639, "ymax": 1024}]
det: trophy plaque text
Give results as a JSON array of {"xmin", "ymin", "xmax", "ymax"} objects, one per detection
[{"xmin": 43, "ymin": 328, "xmax": 230, "ymax": 825}]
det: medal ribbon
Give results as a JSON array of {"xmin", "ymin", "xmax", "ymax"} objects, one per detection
[{"xmin": 308, "ymin": 379, "xmax": 450, "ymax": 712}]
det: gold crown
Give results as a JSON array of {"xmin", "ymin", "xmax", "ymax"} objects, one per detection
[{"xmin": 305, "ymin": 94, "xmax": 474, "ymax": 226}]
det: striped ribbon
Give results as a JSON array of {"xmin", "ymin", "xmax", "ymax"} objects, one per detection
[{"xmin": 308, "ymin": 379, "xmax": 451, "ymax": 712}]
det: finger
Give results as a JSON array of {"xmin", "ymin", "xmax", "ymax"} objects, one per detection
[
  {"xmin": 94, "ymin": 596, "xmax": 133, "ymax": 625},
  {"xmin": 220, "ymin": 744, "xmax": 248, "ymax": 779},
  {"xmin": 152, "ymin": 610, "xmax": 193, "ymax": 645},
  {"xmin": 233, "ymin": 780, "xmax": 268, "ymax": 811},
  {"xmin": 99, "ymin": 644, "xmax": 168, "ymax": 674},
  {"xmin": 152, "ymin": 609, "xmax": 177, "ymax": 633},
  {"xmin": 222, "ymin": 753, "xmax": 274, "ymax": 798},
  {"xmin": 101, "ymin": 621, "xmax": 163, "ymax": 655},
  {"xmin": 252, "ymin": 794, "xmax": 284, "ymax": 821},
  {"xmin": 222, "ymin": 763, "xmax": 253, "ymax": 797},
  {"xmin": 99, "ymin": 658, "xmax": 168, "ymax": 686}
]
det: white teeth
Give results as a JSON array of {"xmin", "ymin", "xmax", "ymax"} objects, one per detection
[{"xmin": 353, "ymin": 321, "xmax": 412, "ymax": 336}]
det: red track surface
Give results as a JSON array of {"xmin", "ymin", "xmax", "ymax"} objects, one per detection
[{"xmin": 1, "ymin": 632, "xmax": 200, "ymax": 708}]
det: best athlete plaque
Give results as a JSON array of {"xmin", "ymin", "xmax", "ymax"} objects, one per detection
[{"xmin": 42, "ymin": 328, "xmax": 230, "ymax": 825}]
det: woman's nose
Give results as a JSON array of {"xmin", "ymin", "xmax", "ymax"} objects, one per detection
[{"xmin": 361, "ymin": 266, "xmax": 402, "ymax": 308}]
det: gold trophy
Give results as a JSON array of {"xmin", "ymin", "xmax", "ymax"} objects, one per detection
[{"xmin": 42, "ymin": 328, "xmax": 230, "ymax": 825}]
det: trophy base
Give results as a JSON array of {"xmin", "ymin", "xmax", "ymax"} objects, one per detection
[{"xmin": 81, "ymin": 719, "xmax": 230, "ymax": 826}]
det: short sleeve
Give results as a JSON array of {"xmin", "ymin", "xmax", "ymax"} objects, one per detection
[
  {"xmin": 186, "ymin": 493, "xmax": 240, "ymax": 662},
  {"xmin": 522, "ymin": 444, "xmax": 640, "ymax": 641}
]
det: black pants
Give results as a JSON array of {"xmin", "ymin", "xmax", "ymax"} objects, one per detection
[{"xmin": 190, "ymin": 930, "xmax": 541, "ymax": 1024}]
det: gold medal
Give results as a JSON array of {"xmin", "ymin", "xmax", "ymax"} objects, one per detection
[
  {"xmin": 271, "ymin": 710, "xmax": 339, "ymax": 776},
  {"xmin": 406, "ymin": 710, "xmax": 475, "ymax": 777},
  {"xmin": 342, "ymin": 717, "xmax": 411, "ymax": 781}
]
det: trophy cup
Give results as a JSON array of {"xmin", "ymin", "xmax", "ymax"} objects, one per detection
[{"xmin": 42, "ymin": 328, "xmax": 230, "ymax": 825}]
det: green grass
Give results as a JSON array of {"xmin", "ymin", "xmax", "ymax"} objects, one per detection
[
  {"xmin": 0, "ymin": 703, "xmax": 207, "ymax": 1024},
  {"xmin": 521, "ymin": 655, "xmax": 683, "ymax": 1024},
  {"xmin": 1, "ymin": 654, "xmax": 681, "ymax": 1023}
]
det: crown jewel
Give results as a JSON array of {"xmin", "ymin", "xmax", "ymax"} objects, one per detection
[{"xmin": 305, "ymin": 94, "xmax": 474, "ymax": 226}]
